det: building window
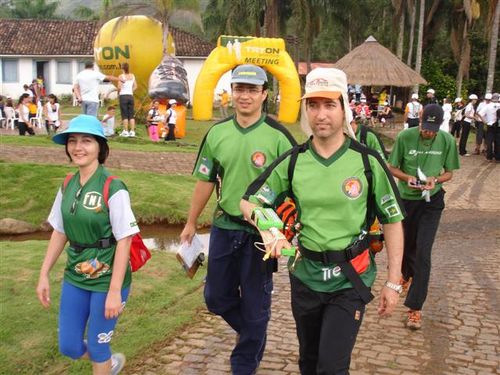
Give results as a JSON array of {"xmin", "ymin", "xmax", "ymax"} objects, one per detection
[
  {"xmin": 2, "ymin": 59, "xmax": 18, "ymax": 83},
  {"xmin": 57, "ymin": 61, "xmax": 72, "ymax": 84},
  {"xmin": 78, "ymin": 61, "xmax": 86, "ymax": 72}
]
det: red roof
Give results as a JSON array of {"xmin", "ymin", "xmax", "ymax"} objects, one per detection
[
  {"xmin": 298, "ymin": 62, "xmax": 335, "ymax": 75},
  {"xmin": 0, "ymin": 19, "xmax": 214, "ymax": 57}
]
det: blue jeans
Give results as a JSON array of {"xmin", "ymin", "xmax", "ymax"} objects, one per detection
[
  {"xmin": 82, "ymin": 101, "xmax": 99, "ymax": 117},
  {"xmin": 204, "ymin": 226, "xmax": 274, "ymax": 375},
  {"xmin": 58, "ymin": 281, "xmax": 130, "ymax": 363}
]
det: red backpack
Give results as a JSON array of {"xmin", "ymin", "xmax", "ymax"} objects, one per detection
[{"xmin": 63, "ymin": 174, "xmax": 151, "ymax": 272}]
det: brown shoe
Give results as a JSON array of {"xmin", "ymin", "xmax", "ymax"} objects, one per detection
[
  {"xmin": 406, "ymin": 310, "xmax": 422, "ymax": 330},
  {"xmin": 400, "ymin": 277, "xmax": 412, "ymax": 296}
]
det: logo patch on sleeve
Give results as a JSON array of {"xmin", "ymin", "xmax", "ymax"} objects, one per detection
[
  {"xmin": 198, "ymin": 157, "xmax": 213, "ymax": 176},
  {"xmin": 385, "ymin": 204, "xmax": 401, "ymax": 218},
  {"xmin": 342, "ymin": 177, "xmax": 363, "ymax": 200},
  {"xmin": 380, "ymin": 194, "xmax": 394, "ymax": 205}
]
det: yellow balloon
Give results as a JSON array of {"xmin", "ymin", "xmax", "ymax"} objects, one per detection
[{"xmin": 94, "ymin": 16, "xmax": 164, "ymax": 103}]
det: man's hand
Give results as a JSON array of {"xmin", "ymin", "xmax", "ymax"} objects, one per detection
[
  {"xmin": 36, "ymin": 275, "xmax": 51, "ymax": 308},
  {"xmin": 378, "ymin": 287, "xmax": 400, "ymax": 317},
  {"xmin": 180, "ymin": 222, "xmax": 196, "ymax": 245},
  {"xmin": 422, "ymin": 177, "xmax": 436, "ymax": 190},
  {"xmin": 407, "ymin": 176, "xmax": 423, "ymax": 190}
]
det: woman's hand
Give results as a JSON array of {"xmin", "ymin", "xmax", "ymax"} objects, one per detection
[
  {"xmin": 105, "ymin": 290, "xmax": 123, "ymax": 320},
  {"xmin": 36, "ymin": 275, "xmax": 51, "ymax": 308}
]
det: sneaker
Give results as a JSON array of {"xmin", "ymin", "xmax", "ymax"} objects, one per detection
[
  {"xmin": 406, "ymin": 310, "xmax": 422, "ymax": 330},
  {"xmin": 400, "ymin": 277, "xmax": 412, "ymax": 296},
  {"xmin": 111, "ymin": 353, "xmax": 126, "ymax": 375},
  {"xmin": 129, "ymin": 130, "xmax": 135, "ymax": 137},
  {"xmin": 464, "ymin": 153, "xmax": 471, "ymax": 157},
  {"xmin": 120, "ymin": 130, "xmax": 129, "ymax": 137}
]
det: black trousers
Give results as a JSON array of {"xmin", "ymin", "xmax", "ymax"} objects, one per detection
[
  {"xmin": 290, "ymin": 275, "xmax": 366, "ymax": 375},
  {"xmin": 459, "ymin": 121, "xmax": 471, "ymax": 155},
  {"xmin": 18, "ymin": 122, "xmax": 35, "ymax": 136},
  {"xmin": 450, "ymin": 120, "xmax": 462, "ymax": 138},
  {"xmin": 408, "ymin": 118, "xmax": 419, "ymax": 128},
  {"xmin": 485, "ymin": 125, "xmax": 500, "ymax": 161},
  {"xmin": 402, "ymin": 190, "xmax": 445, "ymax": 311},
  {"xmin": 165, "ymin": 123, "xmax": 176, "ymax": 141}
]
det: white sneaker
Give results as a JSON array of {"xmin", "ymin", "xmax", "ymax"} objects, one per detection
[
  {"xmin": 120, "ymin": 130, "xmax": 129, "ymax": 137},
  {"xmin": 111, "ymin": 353, "xmax": 126, "ymax": 375},
  {"xmin": 129, "ymin": 130, "xmax": 135, "ymax": 137}
]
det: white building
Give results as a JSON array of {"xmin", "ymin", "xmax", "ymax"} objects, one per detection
[{"xmin": 0, "ymin": 19, "xmax": 230, "ymax": 101}]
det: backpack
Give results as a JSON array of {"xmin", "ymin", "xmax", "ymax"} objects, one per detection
[{"xmin": 62, "ymin": 174, "xmax": 151, "ymax": 272}]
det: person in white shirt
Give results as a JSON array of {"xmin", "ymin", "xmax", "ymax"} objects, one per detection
[
  {"xmin": 117, "ymin": 63, "xmax": 137, "ymax": 137},
  {"xmin": 101, "ymin": 106, "xmax": 116, "ymax": 137},
  {"xmin": 165, "ymin": 99, "xmax": 178, "ymax": 141},
  {"xmin": 43, "ymin": 94, "xmax": 61, "ymax": 134},
  {"xmin": 73, "ymin": 61, "xmax": 121, "ymax": 117},
  {"xmin": 477, "ymin": 93, "xmax": 499, "ymax": 162},
  {"xmin": 440, "ymin": 98, "xmax": 453, "ymax": 132},
  {"xmin": 459, "ymin": 94, "xmax": 478, "ymax": 156},
  {"xmin": 404, "ymin": 93, "xmax": 423, "ymax": 128}
]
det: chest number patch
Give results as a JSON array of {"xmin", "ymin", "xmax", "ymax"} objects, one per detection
[
  {"xmin": 342, "ymin": 177, "xmax": 363, "ymax": 200},
  {"xmin": 82, "ymin": 191, "xmax": 104, "ymax": 211}
]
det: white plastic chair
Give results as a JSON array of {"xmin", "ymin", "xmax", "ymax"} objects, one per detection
[
  {"xmin": 30, "ymin": 105, "xmax": 44, "ymax": 128},
  {"xmin": 4, "ymin": 107, "xmax": 17, "ymax": 130}
]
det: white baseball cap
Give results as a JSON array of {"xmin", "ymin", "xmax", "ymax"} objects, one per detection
[
  {"xmin": 411, "ymin": 93, "xmax": 419, "ymax": 100},
  {"xmin": 168, "ymin": 99, "xmax": 177, "ymax": 105},
  {"xmin": 468, "ymin": 94, "xmax": 478, "ymax": 100},
  {"xmin": 427, "ymin": 88, "xmax": 435, "ymax": 94},
  {"xmin": 454, "ymin": 97, "xmax": 462, "ymax": 103},
  {"xmin": 484, "ymin": 93, "xmax": 492, "ymax": 100},
  {"xmin": 300, "ymin": 67, "xmax": 355, "ymax": 139}
]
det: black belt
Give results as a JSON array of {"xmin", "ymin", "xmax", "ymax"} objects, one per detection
[
  {"xmin": 299, "ymin": 237, "xmax": 374, "ymax": 304},
  {"xmin": 70, "ymin": 237, "xmax": 116, "ymax": 253}
]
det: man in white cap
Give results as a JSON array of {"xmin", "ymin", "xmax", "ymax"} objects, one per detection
[
  {"xmin": 425, "ymin": 88, "xmax": 438, "ymax": 105},
  {"xmin": 450, "ymin": 97, "xmax": 465, "ymax": 141},
  {"xmin": 477, "ymin": 93, "xmax": 499, "ymax": 162},
  {"xmin": 388, "ymin": 104, "xmax": 460, "ymax": 330},
  {"xmin": 164, "ymin": 99, "xmax": 177, "ymax": 141},
  {"xmin": 404, "ymin": 93, "xmax": 423, "ymax": 128},
  {"xmin": 241, "ymin": 67, "xmax": 404, "ymax": 374},
  {"xmin": 180, "ymin": 64, "xmax": 296, "ymax": 374}
]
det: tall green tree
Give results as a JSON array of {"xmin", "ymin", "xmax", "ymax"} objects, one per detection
[
  {"xmin": 1, "ymin": 0, "xmax": 59, "ymax": 19},
  {"xmin": 485, "ymin": 0, "xmax": 499, "ymax": 93}
]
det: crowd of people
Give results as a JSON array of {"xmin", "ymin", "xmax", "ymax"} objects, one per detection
[{"xmin": 25, "ymin": 60, "xmax": 498, "ymax": 375}]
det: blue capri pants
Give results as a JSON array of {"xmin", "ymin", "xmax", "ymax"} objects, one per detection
[{"xmin": 59, "ymin": 280, "xmax": 130, "ymax": 363}]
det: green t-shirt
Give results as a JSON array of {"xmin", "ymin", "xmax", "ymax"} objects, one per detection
[
  {"xmin": 193, "ymin": 114, "xmax": 296, "ymax": 231},
  {"xmin": 388, "ymin": 127, "xmax": 460, "ymax": 200},
  {"xmin": 61, "ymin": 166, "xmax": 132, "ymax": 292},
  {"xmin": 356, "ymin": 125, "xmax": 387, "ymax": 161},
  {"xmin": 244, "ymin": 138, "xmax": 405, "ymax": 293}
]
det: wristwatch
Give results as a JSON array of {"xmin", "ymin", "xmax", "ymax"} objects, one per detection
[{"xmin": 384, "ymin": 281, "xmax": 403, "ymax": 294}]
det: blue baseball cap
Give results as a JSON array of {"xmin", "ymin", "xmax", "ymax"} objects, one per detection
[
  {"xmin": 52, "ymin": 115, "xmax": 106, "ymax": 145},
  {"xmin": 231, "ymin": 65, "xmax": 268, "ymax": 86}
]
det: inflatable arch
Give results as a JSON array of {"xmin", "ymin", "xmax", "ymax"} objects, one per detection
[{"xmin": 193, "ymin": 36, "xmax": 301, "ymax": 124}]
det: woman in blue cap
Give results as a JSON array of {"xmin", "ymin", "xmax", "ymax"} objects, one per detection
[{"xmin": 36, "ymin": 115, "xmax": 140, "ymax": 375}]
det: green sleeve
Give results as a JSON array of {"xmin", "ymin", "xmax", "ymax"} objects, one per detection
[
  {"xmin": 388, "ymin": 132, "xmax": 404, "ymax": 168},
  {"xmin": 192, "ymin": 132, "xmax": 218, "ymax": 182},
  {"xmin": 370, "ymin": 155, "xmax": 405, "ymax": 224},
  {"xmin": 367, "ymin": 132, "xmax": 387, "ymax": 161},
  {"xmin": 443, "ymin": 133, "xmax": 460, "ymax": 171}
]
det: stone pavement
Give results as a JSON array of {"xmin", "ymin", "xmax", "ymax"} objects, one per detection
[{"xmin": 124, "ymin": 147, "xmax": 499, "ymax": 373}]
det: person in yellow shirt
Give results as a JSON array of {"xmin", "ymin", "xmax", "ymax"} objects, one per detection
[{"xmin": 220, "ymin": 89, "xmax": 229, "ymax": 118}]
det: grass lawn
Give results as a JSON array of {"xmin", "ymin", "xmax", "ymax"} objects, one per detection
[
  {"xmin": 0, "ymin": 163, "xmax": 216, "ymax": 227},
  {"xmin": 2, "ymin": 103, "xmax": 309, "ymax": 153},
  {"xmin": 0, "ymin": 240, "xmax": 207, "ymax": 375}
]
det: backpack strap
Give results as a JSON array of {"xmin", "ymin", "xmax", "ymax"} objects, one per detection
[
  {"xmin": 103, "ymin": 176, "xmax": 118, "ymax": 208},
  {"xmin": 287, "ymin": 142, "xmax": 309, "ymax": 200},
  {"xmin": 62, "ymin": 173, "xmax": 74, "ymax": 193},
  {"xmin": 359, "ymin": 125, "xmax": 368, "ymax": 146}
]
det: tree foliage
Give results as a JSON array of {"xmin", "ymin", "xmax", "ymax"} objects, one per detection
[{"xmin": 1, "ymin": 0, "xmax": 60, "ymax": 19}]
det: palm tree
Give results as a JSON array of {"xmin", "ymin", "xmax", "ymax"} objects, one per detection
[
  {"xmin": 105, "ymin": 0, "xmax": 202, "ymax": 55},
  {"xmin": 414, "ymin": 0, "xmax": 425, "ymax": 93},
  {"xmin": 393, "ymin": 0, "xmax": 406, "ymax": 60},
  {"xmin": 485, "ymin": 0, "xmax": 499, "ymax": 93},
  {"xmin": 451, "ymin": 0, "xmax": 481, "ymax": 96}
]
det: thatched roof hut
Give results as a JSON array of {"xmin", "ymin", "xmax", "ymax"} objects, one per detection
[{"xmin": 333, "ymin": 36, "xmax": 427, "ymax": 87}]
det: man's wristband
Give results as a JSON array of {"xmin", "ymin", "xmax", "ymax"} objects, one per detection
[{"xmin": 384, "ymin": 281, "xmax": 402, "ymax": 294}]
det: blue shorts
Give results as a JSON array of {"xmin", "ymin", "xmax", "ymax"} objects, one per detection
[{"xmin": 58, "ymin": 280, "xmax": 130, "ymax": 363}]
